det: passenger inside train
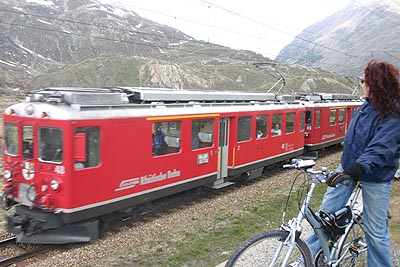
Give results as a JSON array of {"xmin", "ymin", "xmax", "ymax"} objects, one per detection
[
  {"xmin": 271, "ymin": 123, "xmax": 281, "ymax": 136},
  {"xmin": 152, "ymin": 127, "xmax": 167, "ymax": 155},
  {"xmin": 256, "ymin": 129, "xmax": 264, "ymax": 139}
]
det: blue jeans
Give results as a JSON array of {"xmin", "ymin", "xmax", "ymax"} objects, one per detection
[{"xmin": 306, "ymin": 173, "xmax": 393, "ymax": 266}]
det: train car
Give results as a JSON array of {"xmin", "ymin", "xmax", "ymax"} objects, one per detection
[
  {"xmin": 300, "ymin": 93, "xmax": 363, "ymax": 151},
  {"xmin": 1, "ymin": 87, "xmax": 306, "ymax": 244}
]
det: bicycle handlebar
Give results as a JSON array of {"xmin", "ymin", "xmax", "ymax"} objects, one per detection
[
  {"xmin": 282, "ymin": 159, "xmax": 316, "ymax": 170},
  {"xmin": 283, "ymin": 158, "xmax": 351, "ymax": 186}
]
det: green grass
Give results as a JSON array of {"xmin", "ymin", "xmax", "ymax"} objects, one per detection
[
  {"xmin": 93, "ymin": 180, "xmax": 400, "ymax": 267},
  {"xmin": 92, "ymin": 184, "xmax": 328, "ymax": 267},
  {"xmin": 1, "ymin": 173, "xmax": 397, "ymax": 267}
]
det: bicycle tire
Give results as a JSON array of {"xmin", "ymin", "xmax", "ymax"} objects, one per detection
[
  {"xmin": 336, "ymin": 213, "xmax": 367, "ymax": 267},
  {"xmin": 225, "ymin": 230, "xmax": 313, "ymax": 267}
]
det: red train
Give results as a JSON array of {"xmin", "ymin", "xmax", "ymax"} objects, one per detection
[
  {"xmin": 301, "ymin": 93, "xmax": 361, "ymax": 151},
  {"xmin": 1, "ymin": 87, "xmax": 362, "ymax": 244}
]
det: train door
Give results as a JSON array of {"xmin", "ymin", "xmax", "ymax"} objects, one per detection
[{"xmin": 216, "ymin": 117, "xmax": 229, "ymax": 186}]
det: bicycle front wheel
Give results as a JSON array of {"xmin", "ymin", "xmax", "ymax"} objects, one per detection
[{"xmin": 225, "ymin": 230, "xmax": 313, "ymax": 267}]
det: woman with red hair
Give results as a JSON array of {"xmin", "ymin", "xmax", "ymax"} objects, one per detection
[{"xmin": 303, "ymin": 60, "xmax": 400, "ymax": 267}]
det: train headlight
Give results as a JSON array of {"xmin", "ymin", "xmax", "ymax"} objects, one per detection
[
  {"xmin": 25, "ymin": 104, "xmax": 34, "ymax": 115},
  {"xmin": 50, "ymin": 179, "xmax": 60, "ymax": 191},
  {"xmin": 4, "ymin": 170, "xmax": 12, "ymax": 181}
]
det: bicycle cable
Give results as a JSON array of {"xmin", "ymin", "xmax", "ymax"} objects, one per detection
[{"xmin": 281, "ymin": 171, "xmax": 310, "ymax": 224}]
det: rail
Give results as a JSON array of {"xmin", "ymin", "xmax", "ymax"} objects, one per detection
[{"xmin": 0, "ymin": 236, "xmax": 53, "ymax": 267}]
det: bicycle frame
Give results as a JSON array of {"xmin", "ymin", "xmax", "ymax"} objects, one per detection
[
  {"xmin": 303, "ymin": 180, "xmax": 365, "ymax": 266},
  {"xmin": 274, "ymin": 167, "xmax": 327, "ymax": 266},
  {"xmin": 278, "ymin": 164, "xmax": 365, "ymax": 267},
  {"xmin": 330, "ymin": 185, "xmax": 366, "ymax": 266}
]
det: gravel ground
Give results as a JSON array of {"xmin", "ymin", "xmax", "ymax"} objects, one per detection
[{"xmin": 1, "ymin": 151, "xmax": 399, "ymax": 267}]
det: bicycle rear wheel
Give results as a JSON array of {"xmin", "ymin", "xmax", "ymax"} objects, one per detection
[
  {"xmin": 225, "ymin": 230, "xmax": 313, "ymax": 267},
  {"xmin": 336, "ymin": 213, "xmax": 367, "ymax": 267}
]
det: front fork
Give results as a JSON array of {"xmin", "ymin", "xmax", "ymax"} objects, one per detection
[
  {"xmin": 271, "ymin": 182, "xmax": 318, "ymax": 266},
  {"xmin": 270, "ymin": 219, "xmax": 304, "ymax": 267}
]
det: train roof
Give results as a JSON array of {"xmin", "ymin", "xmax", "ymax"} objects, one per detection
[
  {"xmin": 25, "ymin": 87, "xmax": 361, "ymax": 106},
  {"xmin": 4, "ymin": 87, "xmax": 363, "ymax": 120},
  {"xmin": 7, "ymin": 99, "xmax": 304, "ymax": 121},
  {"xmin": 6, "ymin": 87, "xmax": 304, "ymax": 120},
  {"xmin": 120, "ymin": 87, "xmax": 278, "ymax": 103},
  {"xmin": 295, "ymin": 92, "xmax": 362, "ymax": 102},
  {"xmin": 25, "ymin": 87, "xmax": 278, "ymax": 105}
]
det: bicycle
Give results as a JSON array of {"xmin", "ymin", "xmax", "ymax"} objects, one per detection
[{"xmin": 225, "ymin": 159, "xmax": 367, "ymax": 267}]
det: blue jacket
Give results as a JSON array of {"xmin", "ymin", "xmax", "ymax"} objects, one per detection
[
  {"xmin": 153, "ymin": 134, "xmax": 166, "ymax": 148},
  {"xmin": 342, "ymin": 99, "xmax": 400, "ymax": 182}
]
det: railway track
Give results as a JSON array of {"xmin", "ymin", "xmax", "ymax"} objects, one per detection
[
  {"xmin": 0, "ymin": 236, "xmax": 53, "ymax": 267},
  {"xmin": 0, "ymin": 187, "xmax": 220, "ymax": 266}
]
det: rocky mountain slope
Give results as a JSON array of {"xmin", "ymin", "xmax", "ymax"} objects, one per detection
[
  {"xmin": 0, "ymin": 0, "xmax": 364, "ymax": 94},
  {"xmin": 276, "ymin": 0, "xmax": 400, "ymax": 76}
]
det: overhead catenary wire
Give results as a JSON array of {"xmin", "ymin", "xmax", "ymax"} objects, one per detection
[
  {"xmin": 106, "ymin": 0, "xmax": 371, "ymax": 62},
  {"xmin": 0, "ymin": 3, "xmax": 370, "ymax": 63},
  {"xmin": 197, "ymin": 0, "xmax": 361, "ymax": 58},
  {"xmin": 0, "ymin": 1, "xmax": 397, "ymax": 70},
  {"xmin": 0, "ymin": 7, "xmax": 312, "ymax": 60},
  {"xmin": 0, "ymin": 6, "xmax": 289, "ymax": 60},
  {"xmin": 0, "ymin": 17, "xmax": 368, "ymax": 70},
  {"xmin": 363, "ymin": 0, "xmax": 400, "ymax": 27}
]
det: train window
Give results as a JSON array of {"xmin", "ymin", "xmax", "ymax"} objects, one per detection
[
  {"xmin": 5, "ymin": 122, "xmax": 18, "ymax": 156},
  {"xmin": 306, "ymin": 111, "xmax": 312, "ymax": 125},
  {"xmin": 300, "ymin": 112, "xmax": 305, "ymax": 131},
  {"xmin": 192, "ymin": 119, "xmax": 214, "ymax": 150},
  {"xmin": 330, "ymin": 109, "xmax": 337, "ymax": 125},
  {"xmin": 75, "ymin": 127, "xmax": 100, "ymax": 169},
  {"xmin": 316, "ymin": 110, "xmax": 321, "ymax": 128},
  {"xmin": 271, "ymin": 114, "xmax": 282, "ymax": 136},
  {"xmin": 152, "ymin": 121, "xmax": 181, "ymax": 156},
  {"xmin": 286, "ymin": 112, "xmax": 295, "ymax": 133},
  {"xmin": 23, "ymin": 125, "xmax": 34, "ymax": 159},
  {"xmin": 39, "ymin": 127, "xmax": 63, "ymax": 163},
  {"xmin": 237, "ymin": 116, "xmax": 251, "ymax": 142},
  {"xmin": 256, "ymin": 114, "xmax": 268, "ymax": 139},
  {"xmin": 339, "ymin": 109, "xmax": 345, "ymax": 123}
]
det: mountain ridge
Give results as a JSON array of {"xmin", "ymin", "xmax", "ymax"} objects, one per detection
[
  {"xmin": 276, "ymin": 0, "xmax": 400, "ymax": 75},
  {"xmin": 2, "ymin": 0, "xmax": 395, "ymax": 95}
]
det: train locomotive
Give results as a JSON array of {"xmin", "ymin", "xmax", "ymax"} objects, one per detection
[{"xmin": 1, "ymin": 87, "xmax": 362, "ymax": 244}]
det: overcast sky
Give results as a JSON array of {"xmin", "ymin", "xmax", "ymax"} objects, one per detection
[{"xmin": 100, "ymin": 0, "xmax": 352, "ymax": 58}]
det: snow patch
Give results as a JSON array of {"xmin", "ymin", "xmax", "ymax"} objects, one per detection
[
  {"xmin": 0, "ymin": 60, "xmax": 16, "ymax": 67},
  {"xmin": 37, "ymin": 19, "xmax": 53, "ymax": 25},
  {"xmin": 12, "ymin": 7, "xmax": 24, "ymax": 12},
  {"xmin": 37, "ymin": 54, "xmax": 53, "ymax": 61},
  {"xmin": 141, "ymin": 38, "xmax": 154, "ymax": 43},
  {"xmin": 26, "ymin": 0, "xmax": 54, "ymax": 6},
  {"xmin": 15, "ymin": 43, "xmax": 35, "ymax": 55},
  {"xmin": 15, "ymin": 43, "xmax": 52, "ymax": 61},
  {"xmin": 168, "ymin": 40, "xmax": 189, "ymax": 46},
  {"xmin": 91, "ymin": 5, "xmax": 134, "ymax": 18}
]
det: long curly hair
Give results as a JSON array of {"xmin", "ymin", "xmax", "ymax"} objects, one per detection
[{"xmin": 364, "ymin": 60, "xmax": 400, "ymax": 121}]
